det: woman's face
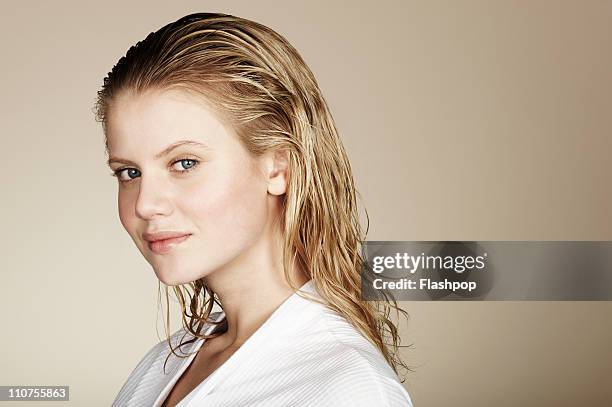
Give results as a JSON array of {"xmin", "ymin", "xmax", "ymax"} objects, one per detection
[{"xmin": 106, "ymin": 88, "xmax": 274, "ymax": 285}]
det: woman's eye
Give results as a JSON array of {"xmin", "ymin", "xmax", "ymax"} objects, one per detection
[
  {"xmin": 112, "ymin": 159, "xmax": 199, "ymax": 184},
  {"xmin": 115, "ymin": 168, "xmax": 141, "ymax": 182},
  {"xmin": 172, "ymin": 158, "xmax": 198, "ymax": 171}
]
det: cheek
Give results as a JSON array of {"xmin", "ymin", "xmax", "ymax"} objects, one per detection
[
  {"xmin": 117, "ymin": 189, "xmax": 137, "ymax": 232},
  {"xmin": 190, "ymin": 165, "xmax": 268, "ymax": 244}
]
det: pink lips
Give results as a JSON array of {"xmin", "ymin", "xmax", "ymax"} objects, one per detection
[{"xmin": 143, "ymin": 232, "xmax": 192, "ymax": 255}]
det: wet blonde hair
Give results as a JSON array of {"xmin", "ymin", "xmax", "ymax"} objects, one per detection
[{"xmin": 94, "ymin": 12, "xmax": 411, "ymax": 380}]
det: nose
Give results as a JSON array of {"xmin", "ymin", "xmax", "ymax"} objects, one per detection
[{"xmin": 134, "ymin": 174, "xmax": 173, "ymax": 220}]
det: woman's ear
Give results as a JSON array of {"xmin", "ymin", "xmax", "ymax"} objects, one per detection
[{"xmin": 265, "ymin": 149, "xmax": 289, "ymax": 196}]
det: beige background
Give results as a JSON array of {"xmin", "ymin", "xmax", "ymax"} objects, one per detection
[{"xmin": 1, "ymin": 1, "xmax": 611, "ymax": 406}]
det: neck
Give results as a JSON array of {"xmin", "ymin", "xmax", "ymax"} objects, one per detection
[{"xmin": 202, "ymin": 230, "xmax": 309, "ymax": 350}]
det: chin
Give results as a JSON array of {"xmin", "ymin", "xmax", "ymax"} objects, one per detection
[{"xmin": 153, "ymin": 269, "xmax": 194, "ymax": 286}]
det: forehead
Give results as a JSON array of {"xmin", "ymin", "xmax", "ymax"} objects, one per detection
[{"xmin": 105, "ymin": 88, "xmax": 231, "ymax": 153}]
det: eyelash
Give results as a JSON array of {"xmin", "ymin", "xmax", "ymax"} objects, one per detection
[{"xmin": 110, "ymin": 157, "xmax": 200, "ymax": 184}]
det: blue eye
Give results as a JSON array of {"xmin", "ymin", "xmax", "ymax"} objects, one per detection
[
  {"xmin": 113, "ymin": 168, "xmax": 141, "ymax": 182},
  {"xmin": 172, "ymin": 158, "xmax": 198, "ymax": 171},
  {"xmin": 111, "ymin": 158, "xmax": 200, "ymax": 184}
]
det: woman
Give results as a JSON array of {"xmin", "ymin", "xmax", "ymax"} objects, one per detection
[{"xmin": 95, "ymin": 12, "xmax": 413, "ymax": 406}]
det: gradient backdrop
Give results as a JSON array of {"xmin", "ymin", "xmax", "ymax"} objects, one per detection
[{"xmin": 1, "ymin": 1, "xmax": 611, "ymax": 406}]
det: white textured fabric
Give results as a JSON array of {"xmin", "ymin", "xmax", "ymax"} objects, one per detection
[{"xmin": 112, "ymin": 280, "xmax": 414, "ymax": 406}]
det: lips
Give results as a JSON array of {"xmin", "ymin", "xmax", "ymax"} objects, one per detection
[
  {"xmin": 143, "ymin": 231, "xmax": 191, "ymax": 242},
  {"xmin": 143, "ymin": 231, "xmax": 192, "ymax": 255}
]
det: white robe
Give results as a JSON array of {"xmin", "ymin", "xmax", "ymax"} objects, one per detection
[{"xmin": 112, "ymin": 280, "xmax": 414, "ymax": 406}]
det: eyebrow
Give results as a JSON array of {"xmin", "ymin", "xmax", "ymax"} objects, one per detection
[{"xmin": 107, "ymin": 140, "xmax": 210, "ymax": 167}]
